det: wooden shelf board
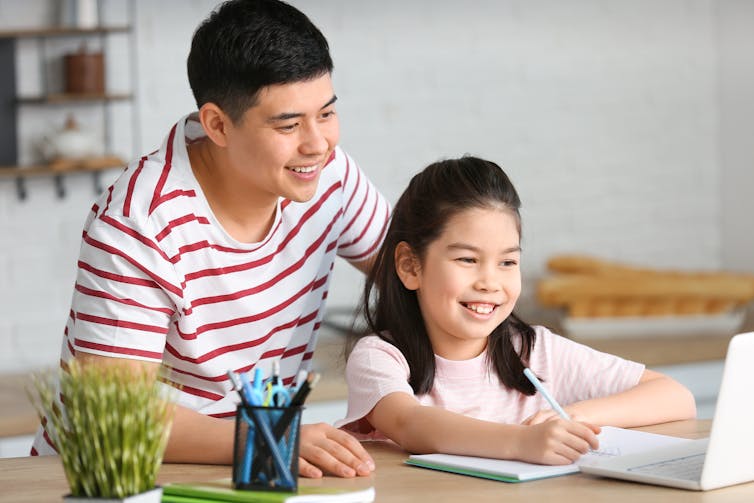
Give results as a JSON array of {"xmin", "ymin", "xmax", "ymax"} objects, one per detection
[
  {"xmin": 0, "ymin": 161, "xmax": 124, "ymax": 179},
  {"xmin": 17, "ymin": 93, "xmax": 133, "ymax": 104},
  {"xmin": 0, "ymin": 25, "xmax": 130, "ymax": 39}
]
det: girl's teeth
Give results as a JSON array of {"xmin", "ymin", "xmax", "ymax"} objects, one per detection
[
  {"xmin": 290, "ymin": 165, "xmax": 317, "ymax": 173},
  {"xmin": 466, "ymin": 303, "xmax": 494, "ymax": 314}
]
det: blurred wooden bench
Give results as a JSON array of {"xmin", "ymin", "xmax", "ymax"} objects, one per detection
[{"xmin": 0, "ymin": 374, "xmax": 37, "ymax": 438}]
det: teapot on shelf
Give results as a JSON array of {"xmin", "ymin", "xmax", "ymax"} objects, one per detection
[{"xmin": 38, "ymin": 114, "xmax": 100, "ymax": 164}]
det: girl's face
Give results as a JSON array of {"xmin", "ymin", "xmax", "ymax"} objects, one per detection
[{"xmin": 396, "ymin": 206, "xmax": 522, "ymax": 360}]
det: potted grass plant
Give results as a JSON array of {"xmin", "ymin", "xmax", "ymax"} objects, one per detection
[{"xmin": 28, "ymin": 360, "xmax": 175, "ymax": 502}]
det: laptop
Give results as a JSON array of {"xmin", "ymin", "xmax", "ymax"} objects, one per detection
[{"xmin": 580, "ymin": 331, "xmax": 754, "ymax": 491}]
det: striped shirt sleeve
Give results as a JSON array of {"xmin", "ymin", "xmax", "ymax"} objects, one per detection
[
  {"xmin": 69, "ymin": 211, "xmax": 181, "ymax": 362},
  {"xmin": 335, "ymin": 151, "xmax": 391, "ymax": 263}
]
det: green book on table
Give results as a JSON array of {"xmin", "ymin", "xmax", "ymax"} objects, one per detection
[
  {"xmin": 161, "ymin": 479, "xmax": 375, "ymax": 503},
  {"xmin": 405, "ymin": 426, "xmax": 691, "ymax": 483}
]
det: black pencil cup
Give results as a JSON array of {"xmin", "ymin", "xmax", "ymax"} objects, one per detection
[{"xmin": 232, "ymin": 404, "xmax": 302, "ymax": 492}]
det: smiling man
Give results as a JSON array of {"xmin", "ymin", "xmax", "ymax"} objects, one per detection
[{"xmin": 32, "ymin": 0, "xmax": 390, "ymax": 479}]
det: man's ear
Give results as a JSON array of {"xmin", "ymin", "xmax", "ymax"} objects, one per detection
[
  {"xmin": 198, "ymin": 103, "xmax": 231, "ymax": 148},
  {"xmin": 395, "ymin": 241, "xmax": 420, "ymax": 290}
]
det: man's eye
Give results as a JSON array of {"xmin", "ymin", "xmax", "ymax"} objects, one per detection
[
  {"xmin": 321, "ymin": 110, "xmax": 336, "ymax": 120},
  {"xmin": 501, "ymin": 260, "xmax": 518, "ymax": 267},
  {"xmin": 278, "ymin": 123, "xmax": 297, "ymax": 132},
  {"xmin": 456, "ymin": 257, "xmax": 476, "ymax": 264}
]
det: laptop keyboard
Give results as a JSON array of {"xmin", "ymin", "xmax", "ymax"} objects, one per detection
[{"xmin": 627, "ymin": 453, "xmax": 705, "ymax": 481}]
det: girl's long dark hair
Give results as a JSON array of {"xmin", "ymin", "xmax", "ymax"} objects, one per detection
[{"xmin": 362, "ymin": 156, "xmax": 537, "ymax": 395}]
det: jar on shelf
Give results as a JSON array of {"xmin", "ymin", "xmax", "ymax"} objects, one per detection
[{"xmin": 64, "ymin": 44, "xmax": 105, "ymax": 94}]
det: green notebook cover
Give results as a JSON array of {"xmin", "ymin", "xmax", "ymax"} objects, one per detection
[
  {"xmin": 161, "ymin": 479, "xmax": 375, "ymax": 503},
  {"xmin": 405, "ymin": 454, "xmax": 579, "ymax": 483}
]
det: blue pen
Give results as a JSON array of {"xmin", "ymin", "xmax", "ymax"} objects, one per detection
[
  {"xmin": 227, "ymin": 370, "xmax": 257, "ymax": 484},
  {"xmin": 233, "ymin": 369, "xmax": 287, "ymax": 485},
  {"xmin": 239, "ymin": 369, "xmax": 266, "ymax": 406},
  {"xmin": 238, "ymin": 371, "xmax": 258, "ymax": 405},
  {"xmin": 250, "ymin": 406, "xmax": 294, "ymax": 487},
  {"xmin": 523, "ymin": 368, "xmax": 571, "ymax": 420},
  {"xmin": 248, "ymin": 366, "xmax": 295, "ymax": 488},
  {"xmin": 252, "ymin": 367, "xmax": 264, "ymax": 401}
]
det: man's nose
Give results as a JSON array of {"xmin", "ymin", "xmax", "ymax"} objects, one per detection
[{"xmin": 299, "ymin": 123, "xmax": 328, "ymax": 155}]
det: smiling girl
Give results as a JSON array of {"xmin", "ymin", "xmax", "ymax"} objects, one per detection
[{"xmin": 336, "ymin": 156, "xmax": 696, "ymax": 465}]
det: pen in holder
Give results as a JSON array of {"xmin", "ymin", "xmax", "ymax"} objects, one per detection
[{"xmin": 232, "ymin": 404, "xmax": 302, "ymax": 492}]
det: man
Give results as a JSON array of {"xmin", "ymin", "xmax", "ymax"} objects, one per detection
[{"xmin": 32, "ymin": 0, "xmax": 390, "ymax": 479}]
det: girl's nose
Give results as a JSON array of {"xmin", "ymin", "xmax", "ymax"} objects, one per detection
[{"xmin": 473, "ymin": 269, "xmax": 502, "ymax": 292}]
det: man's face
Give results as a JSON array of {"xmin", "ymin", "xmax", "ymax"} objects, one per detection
[{"xmin": 223, "ymin": 73, "xmax": 340, "ymax": 204}]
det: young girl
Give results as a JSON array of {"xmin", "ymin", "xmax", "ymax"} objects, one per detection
[{"xmin": 335, "ymin": 156, "xmax": 696, "ymax": 465}]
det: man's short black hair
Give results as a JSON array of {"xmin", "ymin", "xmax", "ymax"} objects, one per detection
[{"xmin": 187, "ymin": 0, "xmax": 334, "ymax": 123}]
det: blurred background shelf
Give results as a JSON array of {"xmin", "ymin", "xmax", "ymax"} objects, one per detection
[
  {"xmin": 0, "ymin": 156, "xmax": 125, "ymax": 177},
  {"xmin": 16, "ymin": 92, "xmax": 133, "ymax": 104},
  {"xmin": 0, "ymin": 157, "xmax": 125, "ymax": 199},
  {"xmin": 0, "ymin": 26, "xmax": 130, "ymax": 39},
  {"xmin": 0, "ymin": 7, "xmax": 137, "ymax": 197}
]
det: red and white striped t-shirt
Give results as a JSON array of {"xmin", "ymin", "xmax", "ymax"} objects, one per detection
[
  {"xmin": 336, "ymin": 327, "xmax": 645, "ymax": 438},
  {"xmin": 33, "ymin": 114, "xmax": 390, "ymax": 455}
]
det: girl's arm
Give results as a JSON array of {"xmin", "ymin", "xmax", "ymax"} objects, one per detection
[
  {"xmin": 368, "ymin": 391, "xmax": 600, "ymax": 465},
  {"xmin": 525, "ymin": 369, "xmax": 696, "ymax": 428}
]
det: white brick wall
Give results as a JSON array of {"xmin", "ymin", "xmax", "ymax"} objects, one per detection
[{"xmin": 0, "ymin": 0, "xmax": 751, "ymax": 373}]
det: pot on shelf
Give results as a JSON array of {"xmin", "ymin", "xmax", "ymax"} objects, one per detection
[{"xmin": 39, "ymin": 115, "xmax": 99, "ymax": 162}]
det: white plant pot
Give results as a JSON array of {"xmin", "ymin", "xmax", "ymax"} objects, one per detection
[{"xmin": 63, "ymin": 486, "xmax": 162, "ymax": 502}]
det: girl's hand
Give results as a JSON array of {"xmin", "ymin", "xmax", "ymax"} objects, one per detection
[
  {"xmin": 298, "ymin": 423, "xmax": 376, "ymax": 478},
  {"xmin": 515, "ymin": 418, "xmax": 601, "ymax": 465}
]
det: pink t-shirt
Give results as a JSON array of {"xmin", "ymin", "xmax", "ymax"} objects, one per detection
[{"xmin": 335, "ymin": 326, "xmax": 645, "ymax": 438}]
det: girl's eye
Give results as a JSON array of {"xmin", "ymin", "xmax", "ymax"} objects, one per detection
[
  {"xmin": 501, "ymin": 260, "xmax": 518, "ymax": 267},
  {"xmin": 456, "ymin": 257, "xmax": 476, "ymax": 264}
]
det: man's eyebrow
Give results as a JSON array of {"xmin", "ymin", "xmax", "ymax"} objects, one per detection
[
  {"xmin": 267, "ymin": 95, "xmax": 338, "ymax": 123},
  {"xmin": 447, "ymin": 243, "xmax": 521, "ymax": 254},
  {"xmin": 322, "ymin": 94, "xmax": 338, "ymax": 109}
]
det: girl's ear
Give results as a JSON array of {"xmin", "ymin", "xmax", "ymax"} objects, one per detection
[
  {"xmin": 395, "ymin": 241, "xmax": 420, "ymax": 290},
  {"xmin": 198, "ymin": 103, "xmax": 231, "ymax": 148}
]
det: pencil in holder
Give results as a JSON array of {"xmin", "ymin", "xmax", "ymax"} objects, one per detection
[{"xmin": 232, "ymin": 404, "xmax": 302, "ymax": 492}]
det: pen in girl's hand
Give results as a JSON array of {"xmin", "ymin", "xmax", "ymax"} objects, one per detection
[{"xmin": 523, "ymin": 368, "xmax": 571, "ymax": 420}]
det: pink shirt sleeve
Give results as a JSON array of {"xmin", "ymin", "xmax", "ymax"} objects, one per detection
[
  {"xmin": 334, "ymin": 336, "xmax": 416, "ymax": 433},
  {"xmin": 528, "ymin": 326, "xmax": 646, "ymax": 406}
]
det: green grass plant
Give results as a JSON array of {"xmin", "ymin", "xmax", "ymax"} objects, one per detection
[{"xmin": 28, "ymin": 361, "xmax": 175, "ymax": 498}]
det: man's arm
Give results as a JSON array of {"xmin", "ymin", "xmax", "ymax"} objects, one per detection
[
  {"xmin": 74, "ymin": 353, "xmax": 374, "ymax": 476},
  {"xmin": 350, "ymin": 254, "xmax": 377, "ymax": 275}
]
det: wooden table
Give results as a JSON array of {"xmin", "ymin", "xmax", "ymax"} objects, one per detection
[{"xmin": 2, "ymin": 420, "xmax": 754, "ymax": 502}]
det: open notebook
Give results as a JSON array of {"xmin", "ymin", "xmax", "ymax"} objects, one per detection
[{"xmin": 406, "ymin": 426, "xmax": 690, "ymax": 483}]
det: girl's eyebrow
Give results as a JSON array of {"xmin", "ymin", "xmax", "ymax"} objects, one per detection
[
  {"xmin": 266, "ymin": 95, "xmax": 338, "ymax": 123},
  {"xmin": 447, "ymin": 243, "xmax": 521, "ymax": 254}
]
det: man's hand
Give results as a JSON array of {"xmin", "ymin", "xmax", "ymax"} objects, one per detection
[{"xmin": 297, "ymin": 423, "xmax": 375, "ymax": 478}]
